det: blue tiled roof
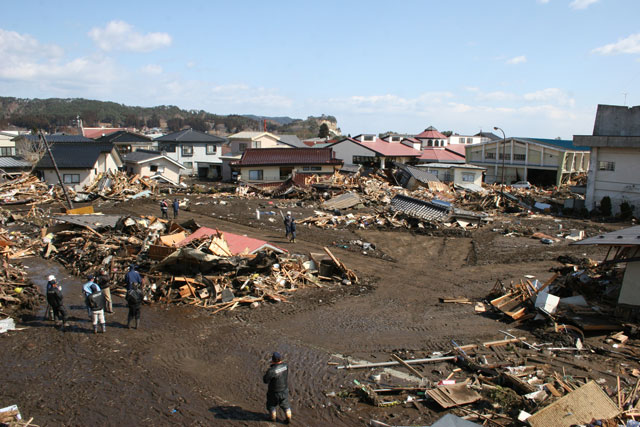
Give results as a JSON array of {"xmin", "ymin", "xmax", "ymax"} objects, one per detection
[{"xmin": 519, "ymin": 137, "xmax": 590, "ymax": 152}]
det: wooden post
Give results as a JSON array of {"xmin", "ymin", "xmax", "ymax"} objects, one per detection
[{"xmin": 40, "ymin": 131, "xmax": 74, "ymax": 210}]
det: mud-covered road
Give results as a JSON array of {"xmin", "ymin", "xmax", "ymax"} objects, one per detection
[{"xmin": 0, "ymin": 197, "xmax": 617, "ymax": 426}]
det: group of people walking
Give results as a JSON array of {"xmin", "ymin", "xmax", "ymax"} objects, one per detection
[{"xmin": 45, "ymin": 264, "xmax": 144, "ymax": 333}]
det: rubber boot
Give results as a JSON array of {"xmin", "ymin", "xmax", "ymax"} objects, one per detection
[
  {"xmin": 101, "ymin": 323, "xmax": 106, "ymax": 333},
  {"xmin": 285, "ymin": 409, "xmax": 292, "ymax": 424},
  {"xmin": 269, "ymin": 411, "xmax": 277, "ymax": 422},
  {"xmin": 93, "ymin": 325, "xmax": 98, "ymax": 334},
  {"xmin": 134, "ymin": 318, "xmax": 139, "ymax": 329},
  {"xmin": 61, "ymin": 322, "xmax": 67, "ymax": 332}
]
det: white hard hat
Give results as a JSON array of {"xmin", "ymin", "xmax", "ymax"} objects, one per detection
[
  {"xmin": 48, "ymin": 275, "xmax": 56, "ymax": 281},
  {"xmin": 287, "ymin": 211, "xmax": 291, "ymax": 215}
]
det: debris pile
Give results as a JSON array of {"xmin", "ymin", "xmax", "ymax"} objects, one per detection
[
  {"xmin": 0, "ymin": 173, "xmax": 56, "ymax": 206},
  {"xmin": 76, "ymin": 170, "xmax": 157, "ymax": 201},
  {"xmin": 0, "ymin": 257, "xmax": 43, "ymax": 315}
]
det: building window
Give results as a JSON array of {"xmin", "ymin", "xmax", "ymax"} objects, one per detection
[
  {"xmin": 513, "ymin": 154, "xmax": 526, "ymax": 161},
  {"xmin": 249, "ymin": 170, "xmax": 263, "ymax": 180},
  {"xmin": 598, "ymin": 161, "xmax": 615, "ymax": 171},
  {"xmin": 428, "ymin": 140, "xmax": 433, "ymax": 147},
  {"xmin": 352, "ymin": 155, "xmax": 376, "ymax": 164},
  {"xmin": 0, "ymin": 147, "xmax": 15, "ymax": 156},
  {"xmin": 239, "ymin": 143, "xmax": 247, "ymax": 152},
  {"xmin": 251, "ymin": 141, "xmax": 261, "ymax": 148},
  {"xmin": 183, "ymin": 162, "xmax": 193, "ymax": 169},
  {"xmin": 160, "ymin": 144, "xmax": 176, "ymax": 152},
  {"xmin": 485, "ymin": 152, "xmax": 496, "ymax": 159},
  {"xmin": 182, "ymin": 145, "xmax": 193, "ymax": 156},
  {"xmin": 206, "ymin": 144, "xmax": 217, "ymax": 154},
  {"xmin": 462, "ymin": 172, "xmax": 475, "ymax": 182},
  {"xmin": 63, "ymin": 174, "xmax": 80, "ymax": 184},
  {"xmin": 363, "ymin": 135, "xmax": 374, "ymax": 141},
  {"xmin": 302, "ymin": 166, "xmax": 322, "ymax": 171},
  {"xmin": 150, "ymin": 165, "xmax": 165, "ymax": 173},
  {"xmin": 499, "ymin": 153, "xmax": 510, "ymax": 160}
]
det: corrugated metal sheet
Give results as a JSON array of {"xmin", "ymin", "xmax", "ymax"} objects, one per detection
[
  {"xmin": 391, "ymin": 194, "xmax": 450, "ymax": 221},
  {"xmin": 572, "ymin": 225, "xmax": 640, "ymax": 246},
  {"xmin": 55, "ymin": 214, "xmax": 122, "ymax": 229},
  {"xmin": 0, "ymin": 157, "xmax": 32, "ymax": 168}
]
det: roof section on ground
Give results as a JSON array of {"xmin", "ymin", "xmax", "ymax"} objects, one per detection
[{"xmin": 572, "ymin": 225, "xmax": 640, "ymax": 246}]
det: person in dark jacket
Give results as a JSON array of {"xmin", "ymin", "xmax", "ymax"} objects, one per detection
[
  {"xmin": 172, "ymin": 198, "xmax": 179, "ymax": 219},
  {"xmin": 124, "ymin": 265, "xmax": 142, "ymax": 291},
  {"xmin": 125, "ymin": 284, "xmax": 143, "ymax": 329},
  {"xmin": 96, "ymin": 268, "xmax": 113, "ymax": 313},
  {"xmin": 283, "ymin": 212, "xmax": 296, "ymax": 243},
  {"xmin": 46, "ymin": 276, "xmax": 68, "ymax": 331},
  {"xmin": 160, "ymin": 199, "xmax": 169, "ymax": 219},
  {"xmin": 263, "ymin": 352, "xmax": 292, "ymax": 423},
  {"xmin": 87, "ymin": 284, "xmax": 106, "ymax": 334}
]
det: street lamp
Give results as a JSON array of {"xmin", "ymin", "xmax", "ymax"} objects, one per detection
[{"xmin": 493, "ymin": 126, "xmax": 506, "ymax": 192}]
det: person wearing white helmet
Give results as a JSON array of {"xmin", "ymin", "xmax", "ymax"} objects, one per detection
[{"xmin": 45, "ymin": 275, "xmax": 68, "ymax": 331}]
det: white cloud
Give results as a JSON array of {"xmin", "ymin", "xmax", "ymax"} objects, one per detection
[
  {"xmin": 537, "ymin": 0, "xmax": 550, "ymax": 4},
  {"xmin": 506, "ymin": 55, "xmax": 527, "ymax": 65},
  {"xmin": 140, "ymin": 64, "xmax": 163, "ymax": 74},
  {"xmin": 592, "ymin": 33, "xmax": 640, "ymax": 55},
  {"xmin": 569, "ymin": 0, "xmax": 599, "ymax": 10},
  {"xmin": 523, "ymin": 88, "xmax": 575, "ymax": 106},
  {"xmin": 0, "ymin": 28, "xmax": 63, "ymax": 60},
  {"xmin": 88, "ymin": 21, "xmax": 172, "ymax": 52}
]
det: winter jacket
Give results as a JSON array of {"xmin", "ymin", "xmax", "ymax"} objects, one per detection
[
  {"xmin": 124, "ymin": 270, "xmax": 142, "ymax": 289},
  {"xmin": 126, "ymin": 288, "xmax": 143, "ymax": 308},
  {"xmin": 87, "ymin": 291, "xmax": 106, "ymax": 311},
  {"xmin": 46, "ymin": 286, "xmax": 64, "ymax": 309},
  {"xmin": 263, "ymin": 362, "xmax": 289, "ymax": 394}
]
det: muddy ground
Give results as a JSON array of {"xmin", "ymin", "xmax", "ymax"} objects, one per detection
[{"xmin": 0, "ymin": 192, "xmax": 624, "ymax": 426}]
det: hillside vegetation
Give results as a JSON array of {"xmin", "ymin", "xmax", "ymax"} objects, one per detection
[{"xmin": 0, "ymin": 97, "xmax": 338, "ymax": 138}]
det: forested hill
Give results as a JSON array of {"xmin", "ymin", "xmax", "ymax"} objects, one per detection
[{"xmin": 0, "ymin": 97, "xmax": 339, "ymax": 138}]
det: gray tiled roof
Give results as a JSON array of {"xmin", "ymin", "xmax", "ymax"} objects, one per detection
[
  {"xmin": 35, "ymin": 143, "xmax": 116, "ymax": 169},
  {"xmin": 278, "ymin": 134, "xmax": 306, "ymax": 148},
  {"xmin": 391, "ymin": 194, "xmax": 451, "ymax": 221},
  {"xmin": 0, "ymin": 156, "xmax": 32, "ymax": 169},
  {"xmin": 23, "ymin": 134, "xmax": 94, "ymax": 143},
  {"xmin": 155, "ymin": 128, "xmax": 226, "ymax": 143},
  {"xmin": 395, "ymin": 162, "xmax": 441, "ymax": 184}
]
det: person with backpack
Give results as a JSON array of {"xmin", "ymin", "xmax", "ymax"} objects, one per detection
[
  {"xmin": 125, "ymin": 284, "xmax": 143, "ymax": 329},
  {"xmin": 263, "ymin": 351, "xmax": 292, "ymax": 424},
  {"xmin": 87, "ymin": 284, "xmax": 106, "ymax": 334}
]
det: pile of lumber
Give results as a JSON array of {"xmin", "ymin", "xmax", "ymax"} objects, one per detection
[
  {"xmin": 84, "ymin": 170, "xmax": 156, "ymax": 200},
  {"xmin": 0, "ymin": 173, "xmax": 56, "ymax": 206},
  {"xmin": 0, "ymin": 257, "xmax": 43, "ymax": 314}
]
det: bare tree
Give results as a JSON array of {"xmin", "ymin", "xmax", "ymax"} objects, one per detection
[{"xmin": 15, "ymin": 134, "xmax": 49, "ymax": 169}]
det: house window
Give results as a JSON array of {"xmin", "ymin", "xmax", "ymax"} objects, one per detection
[
  {"xmin": 352, "ymin": 155, "xmax": 376, "ymax": 165},
  {"xmin": 513, "ymin": 154, "xmax": 526, "ymax": 161},
  {"xmin": 183, "ymin": 162, "xmax": 193, "ymax": 169},
  {"xmin": 239, "ymin": 143, "xmax": 247, "ymax": 152},
  {"xmin": 249, "ymin": 170, "xmax": 263, "ymax": 180},
  {"xmin": 485, "ymin": 152, "xmax": 496, "ymax": 159},
  {"xmin": 160, "ymin": 144, "xmax": 176, "ymax": 152},
  {"xmin": 0, "ymin": 147, "xmax": 14, "ymax": 156},
  {"xmin": 150, "ymin": 165, "xmax": 165, "ymax": 173},
  {"xmin": 206, "ymin": 144, "xmax": 217, "ymax": 154},
  {"xmin": 363, "ymin": 135, "xmax": 374, "ymax": 141},
  {"xmin": 251, "ymin": 141, "xmax": 261, "ymax": 148},
  {"xmin": 63, "ymin": 174, "xmax": 80, "ymax": 184},
  {"xmin": 598, "ymin": 161, "xmax": 615, "ymax": 171},
  {"xmin": 462, "ymin": 173, "xmax": 475, "ymax": 182},
  {"xmin": 182, "ymin": 145, "xmax": 193, "ymax": 156},
  {"xmin": 303, "ymin": 166, "xmax": 322, "ymax": 171},
  {"xmin": 428, "ymin": 140, "xmax": 433, "ymax": 147}
]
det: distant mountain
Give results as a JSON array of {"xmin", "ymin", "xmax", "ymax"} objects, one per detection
[
  {"xmin": 0, "ymin": 97, "xmax": 340, "ymax": 139},
  {"xmin": 241, "ymin": 115, "xmax": 297, "ymax": 126}
]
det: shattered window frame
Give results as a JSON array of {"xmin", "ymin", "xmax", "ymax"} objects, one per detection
[{"xmin": 598, "ymin": 161, "xmax": 615, "ymax": 171}]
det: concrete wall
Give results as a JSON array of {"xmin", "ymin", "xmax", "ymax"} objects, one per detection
[
  {"xmin": 586, "ymin": 146, "xmax": 640, "ymax": 213},
  {"xmin": 593, "ymin": 105, "xmax": 640, "ymax": 137},
  {"xmin": 43, "ymin": 168, "xmax": 94, "ymax": 192}
]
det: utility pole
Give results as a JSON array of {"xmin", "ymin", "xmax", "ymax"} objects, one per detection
[
  {"xmin": 39, "ymin": 131, "xmax": 74, "ymax": 210},
  {"xmin": 493, "ymin": 126, "xmax": 507, "ymax": 192}
]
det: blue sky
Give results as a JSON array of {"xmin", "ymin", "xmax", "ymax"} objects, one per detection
[{"xmin": 1, "ymin": 0, "xmax": 639, "ymax": 138}]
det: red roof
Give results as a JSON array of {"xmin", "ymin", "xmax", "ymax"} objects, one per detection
[
  {"xmin": 415, "ymin": 127, "xmax": 447, "ymax": 140},
  {"xmin": 418, "ymin": 148, "xmax": 465, "ymax": 163},
  {"xmin": 177, "ymin": 227, "xmax": 285, "ymax": 255},
  {"xmin": 235, "ymin": 148, "xmax": 342, "ymax": 166},
  {"xmin": 445, "ymin": 144, "xmax": 467, "ymax": 157},
  {"xmin": 339, "ymin": 137, "xmax": 421, "ymax": 157},
  {"xmin": 82, "ymin": 127, "xmax": 125, "ymax": 139}
]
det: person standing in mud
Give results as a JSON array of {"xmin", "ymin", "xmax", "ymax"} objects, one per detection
[
  {"xmin": 125, "ymin": 283, "xmax": 143, "ymax": 329},
  {"xmin": 160, "ymin": 199, "xmax": 169, "ymax": 219},
  {"xmin": 87, "ymin": 284, "xmax": 106, "ymax": 334},
  {"xmin": 284, "ymin": 211, "xmax": 296, "ymax": 243},
  {"xmin": 96, "ymin": 268, "xmax": 114, "ymax": 314},
  {"xmin": 82, "ymin": 274, "xmax": 100, "ymax": 319},
  {"xmin": 263, "ymin": 352, "xmax": 292, "ymax": 424},
  {"xmin": 124, "ymin": 264, "xmax": 142, "ymax": 291},
  {"xmin": 46, "ymin": 276, "xmax": 68, "ymax": 331},
  {"xmin": 172, "ymin": 198, "xmax": 179, "ymax": 219}
]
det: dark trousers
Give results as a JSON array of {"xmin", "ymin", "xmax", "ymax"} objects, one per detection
[
  {"xmin": 52, "ymin": 305, "xmax": 67, "ymax": 322},
  {"xmin": 161, "ymin": 209, "xmax": 168, "ymax": 219},
  {"xmin": 128, "ymin": 306, "xmax": 141, "ymax": 321},
  {"xmin": 173, "ymin": 209, "xmax": 178, "ymax": 218},
  {"xmin": 266, "ymin": 391, "xmax": 290, "ymax": 412}
]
